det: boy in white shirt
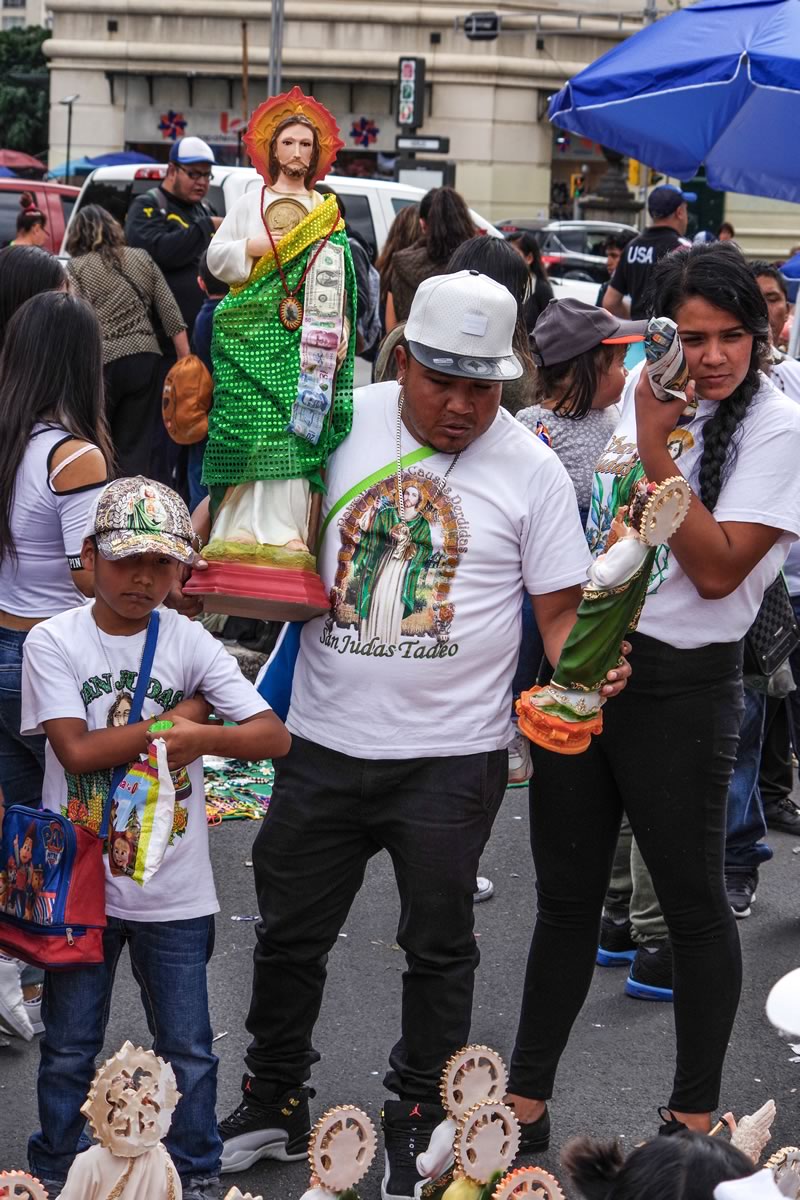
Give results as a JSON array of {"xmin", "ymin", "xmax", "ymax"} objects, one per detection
[{"xmin": 20, "ymin": 476, "xmax": 290, "ymax": 1200}]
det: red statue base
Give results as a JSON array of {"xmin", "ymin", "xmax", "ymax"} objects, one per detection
[{"xmin": 183, "ymin": 560, "xmax": 330, "ymax": 622}]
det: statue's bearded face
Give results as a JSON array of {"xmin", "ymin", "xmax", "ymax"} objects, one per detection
[{"xmin": 269, "ymin": 119, "xmax": 320, "ymax": 189}]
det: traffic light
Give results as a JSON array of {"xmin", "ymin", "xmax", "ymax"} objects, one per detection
[
  {"xmin": 628, "ymin": 158, "xmax": 643, "ymax": 187},
  {"xmin": 570, "ymin": 172, "xmax": 585, "ymax": 199}
]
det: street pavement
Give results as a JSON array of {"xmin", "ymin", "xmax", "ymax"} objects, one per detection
[{"xmin": 1, "ymin": 778, "xmax": 798, "ymax": 1195}]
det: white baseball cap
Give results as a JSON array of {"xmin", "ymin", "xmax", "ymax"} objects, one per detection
[
  {"xmin": 169, "ymin": 136, "xmax": 216, "ymax": 165},
  {"xmin": 405, "ymin": 270, "xmax": 523, "ymax": 382}
]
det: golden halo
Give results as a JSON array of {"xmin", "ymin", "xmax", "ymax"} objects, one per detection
[{"xmin": 244, "ymin": 86, "xmax": 344, "ymax": 186}]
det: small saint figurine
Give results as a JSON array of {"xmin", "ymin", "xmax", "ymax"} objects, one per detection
[
  {"xmin": 516, "ymin": 317, "xmax": 693, "ymax": 755},
  {"xmin": 58, "ymin": 1041, "xmax": 182, "ymax": 1199},
  {"xmin": 298, "ymin": 1105, "xmax": 377, "ymax": 1200},
  {"xmin": 186, "ymin": 86, "xmax": 358, "ymax": 620}
]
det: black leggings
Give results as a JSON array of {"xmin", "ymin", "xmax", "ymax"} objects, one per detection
[{"xmin": 508, "ymin": 632, "xmax": 744, "ymax": 1114}]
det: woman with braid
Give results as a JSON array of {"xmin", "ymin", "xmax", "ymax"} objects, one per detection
[{"xmin": 505, "ymin": 242, "xmax": 800, "ymax": 1149}]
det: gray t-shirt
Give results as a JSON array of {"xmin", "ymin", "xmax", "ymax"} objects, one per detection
[{"xmin": 517, "ymin": 404, "xmax": 619, "ymax": 513}]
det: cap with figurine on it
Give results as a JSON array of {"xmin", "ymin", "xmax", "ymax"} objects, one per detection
[{"xmin": 85, "ymin": 477, "xmax": 197, "ymax": 565}]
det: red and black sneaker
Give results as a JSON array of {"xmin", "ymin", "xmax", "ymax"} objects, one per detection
[{"xmin": 381, "ymin": 1099, "xmax": 448, "ymax": 1200}]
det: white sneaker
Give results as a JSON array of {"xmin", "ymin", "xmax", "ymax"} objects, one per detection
[
  {"xmin": 473, "ymin": 876, "xmax": 495, "ymax": 903},
  {"xmin": 508, "ymin": 727, "xmax": 533, "ymax": 784},
  {"xmin": 0, "ymin": 955, "xmax": 33, "ymax": 1041}
]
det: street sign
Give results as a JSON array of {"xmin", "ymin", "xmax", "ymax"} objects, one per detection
[
  {"xmin": 464, "ymin": 11, "xmax": 501, "ymax": 40},
  {"xmin": 397, "ymin": 56, "xmax": 426, "ymax": 131},
  {"xmin": 396, "ymin": 158, "xmax": 456, "ymax": 189},
  {"xmin": 396, "ymin": 135, "xmax": 450, "ymax": 153}
]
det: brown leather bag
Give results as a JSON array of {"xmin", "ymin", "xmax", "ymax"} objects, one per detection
[{"xmin": 162, "ymin": 355, "xmax": 213, "ymax": 445}]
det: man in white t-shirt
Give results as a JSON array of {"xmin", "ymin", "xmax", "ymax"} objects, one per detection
[{"xmin": 218, "ymin": 271, "xmax": 630, "ymax": 1200}]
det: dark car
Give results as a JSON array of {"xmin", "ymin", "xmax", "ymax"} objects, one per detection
[{"xmin": 497, "ymin": 219, "xmax": 638, "ymax": 283}]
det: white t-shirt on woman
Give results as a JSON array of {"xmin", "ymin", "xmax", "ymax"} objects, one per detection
[
  {"xmin": 586, "ymin": 374, "xmax": 800, "ymax": 649},
  {"xmin": 0, "ymin": 425, "xmax": 104, "ymax": 617}
]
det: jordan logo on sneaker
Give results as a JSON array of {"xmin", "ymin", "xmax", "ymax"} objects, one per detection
[{"xmin": 409, "ymin": 1103, "xmax": 421, "ymax": 1118}]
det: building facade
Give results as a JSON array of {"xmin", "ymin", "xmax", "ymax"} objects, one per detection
[
  {"xmin": 44, "ymin": 0, "xmax": 800, "ymax": 252},
  {"xmin": 45, "ymin": 0, "xmax": 648, "ymax": 220}
]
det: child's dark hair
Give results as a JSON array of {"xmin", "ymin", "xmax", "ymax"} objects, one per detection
[
  {"xmin": 651, "ymin": 241, "xmax": 770, "ymax": 512},
  {"xmin": 16, "ymin": 192, "xmax": 46, "ymax": 235},
  {"xmin": 532, "ymin": 340, "xmax": 618, "ymax": 419},
  {"xmin": 562, "ymin": 1131, "xmax": 756, "ymax": 1200},
  {"xmin": 197, "ymin": 250, "xmax": 229, "ymax": 297}
]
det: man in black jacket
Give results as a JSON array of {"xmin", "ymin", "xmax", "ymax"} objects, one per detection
[{"xmin": 125, "ymin": 136, "xmax": 222, "ymax": 337}]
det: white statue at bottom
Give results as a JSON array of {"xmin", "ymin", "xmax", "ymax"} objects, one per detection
[{"xmin": 60, "ymin": 1042, "xmax": 182, "ymax": 1200}]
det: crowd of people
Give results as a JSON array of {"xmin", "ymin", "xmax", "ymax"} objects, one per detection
[{"xmin": 0, "ymin": 143, "xmax": 799, "ymax": 1200}]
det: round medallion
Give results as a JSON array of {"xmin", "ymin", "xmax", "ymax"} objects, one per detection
[
  {"xmin": 0, "ymin": 1172, "xmax": 51, "ymax": 1200},
  {"xmin": 264, "ymin": 196, "xmax": 308, "ymax": 237},
  {"xmin": 440, "ymin": 1045, "xmax": 508, "ymax": 1119},
  {"xmin": 308, "ymin": 1105, "xmax": 377, "ymax": 1192},
  {"xmin": 492, "ymin": 1166, "xmax": 567, "ymax": 1200},
  {"xmin": 454, "ymin": 1101, "xmax": 520, "ymax": 1184},
  {"xmin": 279, "ymin": 295, "xmax": 304, "ymax": 331}
]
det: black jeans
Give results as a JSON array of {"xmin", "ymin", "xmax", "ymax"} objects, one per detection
[
  {"xmin": 508, "ymin": 632, "xmax": 744, "ymax": 1114},
  {"xmin": 104, "ymin": 351, "xmax": 163, "ymax": 478},
  {"xmin": 244, "ymin": 735, "xmax": 508, "ymax": 1102}
]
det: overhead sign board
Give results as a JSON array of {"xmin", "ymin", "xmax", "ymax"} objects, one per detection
[
  {"xmin": 464, "ymin": 11, "xmax": 501, "ymax": 40},
  {"xmin": 397, "ymin": 56, "xmax": 426, "ymax": 130},
  {"xmin": 396, "ymin": 135, "xmax": 450, "ymax": 153}
]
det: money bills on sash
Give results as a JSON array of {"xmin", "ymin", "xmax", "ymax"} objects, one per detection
[
  {"xmin": 288, "ymin": 241, "xmax": 346, "ymax": 445},
  {"xmin": 645, "ymin": 316, "xmax": 692, "ymax": 407}
]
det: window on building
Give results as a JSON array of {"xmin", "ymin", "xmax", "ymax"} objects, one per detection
[
  {"xmin": 2, "ymin": 0, "xmax": 26, "ymax": 9},
  {"xmin": 2, "ymin": 15, "xmax": 25, "ymax": 27}
]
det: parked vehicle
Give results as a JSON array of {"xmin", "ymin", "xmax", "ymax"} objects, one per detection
[
  {"xmin": 497, "ymin": 218, "xmax": 638, "ymax": 283},
  {"xmin": 63, "ymin": 165, "xmax": 500, "ymax": 260},
  {"xmin": 0, "ymin": 180, "xmax": 80, "ymax": 255}
]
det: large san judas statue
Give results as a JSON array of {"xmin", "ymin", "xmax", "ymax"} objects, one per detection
[{"xmin": 187, "ymin": 87, "xmax": 357, "ymax": 619}]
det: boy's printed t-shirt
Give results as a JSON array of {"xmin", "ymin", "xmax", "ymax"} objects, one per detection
[
  {"xmin": 21, "ymin": 605, "xmax": 268, "ymax": 921},
  {"xmin": 586, "ymin": 374, "xmax": 800, "ymax": 649},
  {"xmin": 287, "ymin": 381, "xmax": 592, "ymax": 760}
]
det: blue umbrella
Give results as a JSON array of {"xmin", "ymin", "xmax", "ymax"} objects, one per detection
[
  {"xmin": 548, "ymin": 0, "xmax": 800, "ymax": 202},
  {"xmin": 86, "ymin": 151, "xmax": 156, "ymax": 167},
  {"xmin": 48, "ymin": 157, "xmax": 94, "ymax": 177}
]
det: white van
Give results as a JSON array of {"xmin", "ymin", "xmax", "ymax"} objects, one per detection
[
  {"xmin": 62, "ymin": 163, "xmax": 595, "ymax": 306},
  {"xmin": 61, "ymin": 164, "xmax": 499, "ymax": 260}
]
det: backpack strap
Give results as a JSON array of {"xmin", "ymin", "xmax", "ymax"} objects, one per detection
[{"xmin": 99, "ymin": 611, "xmax": 160, "ymax": 839}]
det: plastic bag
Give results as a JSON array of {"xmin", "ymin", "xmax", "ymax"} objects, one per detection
[{"xmin": 107, "ymin": 739, "xmax": 176, "ymax": 887}]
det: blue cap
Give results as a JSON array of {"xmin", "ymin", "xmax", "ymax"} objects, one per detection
[
  {"xmin": 648, "ymin": 184, "xmax": 697, "ymax": 218},
  {"xmin": 168, "ymin": 136, "xmax": 215, "ymax": 166}
]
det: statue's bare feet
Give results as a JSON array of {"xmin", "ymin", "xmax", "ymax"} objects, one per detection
[{"xmin": 284, "ymin": 538, "xmax": 310, "ymax": 553}]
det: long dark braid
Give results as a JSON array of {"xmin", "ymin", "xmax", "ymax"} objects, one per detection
[{"xmin": 649, "ymin": 242, "xmax": 770, "ymax": 512}]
